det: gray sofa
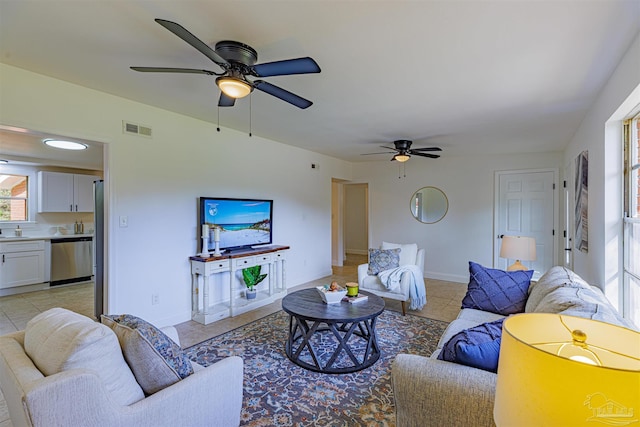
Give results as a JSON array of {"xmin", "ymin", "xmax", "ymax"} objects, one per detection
[{"xmin": 391, "ymin": 266, "xmax": 636, "ymax": 427}]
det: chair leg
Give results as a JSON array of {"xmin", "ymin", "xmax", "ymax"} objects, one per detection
[{"xmin": 401, "ymin": 300, "xmax": 406, "ymax": 316}]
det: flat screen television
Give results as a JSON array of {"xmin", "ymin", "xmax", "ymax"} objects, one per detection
[{"xmin": 199, "ymin": 197, "xmax": 273, "ymax": 253}]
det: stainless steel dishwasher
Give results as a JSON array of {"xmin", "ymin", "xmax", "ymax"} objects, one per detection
[{"xmin": 50, "ymin": 237, "xmax": 93, "ymax": 286}]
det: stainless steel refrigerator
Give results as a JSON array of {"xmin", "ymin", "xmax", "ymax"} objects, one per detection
[{"xmin": 94, "ymin": 180, "xmax": 104, "ymax": 319}]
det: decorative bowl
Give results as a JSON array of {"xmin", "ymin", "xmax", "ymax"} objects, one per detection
[{"xmin": 316, "ymin": 285, "xmax": 347, "ymax": 304}]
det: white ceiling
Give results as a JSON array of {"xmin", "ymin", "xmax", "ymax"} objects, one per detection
[{"xmin": 1, "ymin": 0, "xmax": 639, "ymax": 168}]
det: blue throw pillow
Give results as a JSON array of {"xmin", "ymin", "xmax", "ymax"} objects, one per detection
[
  {"xmin": 367, "ymin": 248, "xmax": 401, "ymax": 275},
  {"xmin": 461, "ymin": 261, "xmax": 533, "ymax": 315},
  {"xmin": 456, "ymin": 338, "xmax": 502, "ymax": 372},
  {"xmin": 437, "ymin": 318, "xmax": 504, "ymax": 373}
]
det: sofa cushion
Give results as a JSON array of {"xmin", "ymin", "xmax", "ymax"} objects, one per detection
[
  {"xmin": 101, "ymin": 314, "xmax": 194, "ymax": 395},
  {"xmin": 461, "ymin": 262, "xmax": 533, "ymax": 315},
  {"xmin": 456, "ymin": 308, "xmax": 506, "ymax": 324},
  {"xmin": 436, "ymin": 318, "xmax": 489, "ymax": 351},
  {"xmin": 24, "ymin": 308, "xmax": 144, "ymax": 406},
  {"xmin": 367, "ymin": 248, "xmax": 401, "ymax": 275},
  {"xmin": 437, "ymin": 318, "xmax": 504, "ymax": 373},
  {"xmin": 526, "ymin": 266, "xmax": 590, "ymax": 312},
  {"xmin": 531, "ymin": 283, "xmax": 634, "ymax": 329},
  {"xmin": 381, "ymin": 242, "xmax": 418, "ymax": 267}
]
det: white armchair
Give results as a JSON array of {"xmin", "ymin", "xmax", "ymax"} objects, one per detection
[
  {"xmin": 0, "ymin": 308, "xmax": 243, "ymax": 427},
  {"xmin": 358, "ymin": 242, "xmax": 426, "ymax": 315}
]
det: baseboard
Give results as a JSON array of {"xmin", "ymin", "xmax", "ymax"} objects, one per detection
[
  {"xmin": 346, "ymin": 249, "xmax": 368, "ymax": 256},
  {"xmin": 425, "ymin": 271, "xmax": 468, "ymax": 284}
]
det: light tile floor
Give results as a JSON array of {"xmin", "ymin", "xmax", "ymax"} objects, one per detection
[{"xmin": 0, "ymin": 254, "xmax": 467, "ymax": 425}]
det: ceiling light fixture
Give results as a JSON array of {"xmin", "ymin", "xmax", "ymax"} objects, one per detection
[
  {"xmin": 216, "ymin": 76, "xmax": 252, "ymax": 99},
  {"xmin": 43, "ymin": 139, "xmax": 88, "ymax": 151},
  {"xmin": 394, "ymin": 153, "xmax": 411, "ymax": 163}
]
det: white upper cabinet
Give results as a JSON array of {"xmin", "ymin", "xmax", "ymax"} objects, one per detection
[{"xmin": 38, "ymin": 171, "xmax": 100, "ymax": 213}]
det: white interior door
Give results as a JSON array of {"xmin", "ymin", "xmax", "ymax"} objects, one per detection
[{"xmin": 495, "ymin": 170, "xmax": 557, "ymax": 279}]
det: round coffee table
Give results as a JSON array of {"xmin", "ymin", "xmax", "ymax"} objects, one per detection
[{"xmin": 282, "ymin": 288, "xmax": 385, "ymax": 374}]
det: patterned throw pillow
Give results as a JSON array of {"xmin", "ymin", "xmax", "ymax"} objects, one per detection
[
  {"xmin": 367, "ymin": 248, "xmax": 401, "ymax": 275},
  {"xmin": 437, "ymin": 318, "xmax": 504, "ymax": 373},
  {"xmin": 102, "ymin": 314, "xmax": 194, "ymax": 395},
  {"xmin": 461, "ymin": 261, "xmax": 533, "ymax": 315}
]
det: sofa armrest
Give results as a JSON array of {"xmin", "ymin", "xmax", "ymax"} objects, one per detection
[{"xmin": 392, "ymin": 354, "xmax": 496, "ymax": 427}]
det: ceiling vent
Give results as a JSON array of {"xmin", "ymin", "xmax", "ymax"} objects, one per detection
[{"xmin": 123, "ymin": 121, "xmax": 152, "ymax": 138}]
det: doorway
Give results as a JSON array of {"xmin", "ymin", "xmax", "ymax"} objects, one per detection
[
  {"xmin": 331, "ymin": 180, "xmax": 369, "ymax": 267},
  {"xmin": 494, "ymin": 169, "xmax": 558, "ymax": 279},
  {"xmin": 0, "ymin": 125, "xmax": 107, "ymax": 315}
]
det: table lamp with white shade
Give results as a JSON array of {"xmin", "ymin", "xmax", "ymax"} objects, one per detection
[
  {"xmin": 494, "ymin": 313, "xmax": 640, "ymax": 427},
  {"xmin": 499, "ymin": 235, "xmax": 536, "ymax": 271}
]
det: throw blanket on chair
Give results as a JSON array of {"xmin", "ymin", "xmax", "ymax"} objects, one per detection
[{"xmin": 378, "ymin": 265, "xmax": 427, "ymax": 310}]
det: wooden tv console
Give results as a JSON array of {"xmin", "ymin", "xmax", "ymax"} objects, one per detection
[{"xmin": 189, "ymin": 245, "xmax": 289, "ymax": 325}]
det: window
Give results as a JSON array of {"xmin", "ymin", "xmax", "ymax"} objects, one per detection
[
  {"xmin": 0, "ymin": 174, "xmax": 28, "ymax": 222},
  {"xmin": 623, "ymin": 112, "xmax": 640, "ymax": 326}
]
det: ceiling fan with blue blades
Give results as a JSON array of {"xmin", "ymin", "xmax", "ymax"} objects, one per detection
[
  {"xmin": 131, "ymin": 19, "xmax": 321, "ymax": 109},
  {"xmin": 361, "ymin": 140, "xmax": 442, "ymax": 162}
]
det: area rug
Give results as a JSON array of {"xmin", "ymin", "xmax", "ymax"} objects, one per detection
[{"xmin": 184, "ymin": 310, "xmax": 448, "ymax": 427}]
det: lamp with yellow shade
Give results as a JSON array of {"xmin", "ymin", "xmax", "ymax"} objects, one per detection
[{"xmin": 494, "ymin": 313, "xmax": 640, "ymax": 427}]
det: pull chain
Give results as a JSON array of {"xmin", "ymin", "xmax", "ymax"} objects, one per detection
[
  {"xmin": 217, "ymin": 104, "xmax": 220, "ymax": 132},
  {"xmin": 398, "ymin": 163, "xmax": 407, "ymax": 179},
  {"xmin": 249, "ymin": 93, "xmax": 252, "ymax": 137}
]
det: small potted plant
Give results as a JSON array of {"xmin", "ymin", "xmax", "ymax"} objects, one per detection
[{"xmin": 242, "ymin": 265, "xmax": 267, "ymax": 299}]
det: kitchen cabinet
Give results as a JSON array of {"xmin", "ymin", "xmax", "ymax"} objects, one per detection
[
  {"xmin": 38, "ymin": 171, "xmax": 100, "ymax": 213},
  {"xmin": 0, "ymin": 240, "xmax": 46, "ymax": 289}
]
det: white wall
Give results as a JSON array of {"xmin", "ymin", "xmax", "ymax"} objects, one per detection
[
  {"xmin": 563, "ymin": 31, "xmax": 640, "ymax": 307},
  {"xmin": 353, "ymin": 152, "xmax": 563, "ymax": 283},
  {"xmin": 0, "ymin": 64, "xmax": 352, "ymax": 326}
]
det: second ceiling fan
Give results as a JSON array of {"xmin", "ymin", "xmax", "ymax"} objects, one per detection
[
  {"xmin": 131, "ymin": 19, "xmax": 321, "ymax": 109},
  {"xmin": 362, "ymin": 140, "xmax": 442, "ymax": 162}
]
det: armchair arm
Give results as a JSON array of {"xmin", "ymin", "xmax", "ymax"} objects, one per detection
[
  {"xmin": 357, "ymin": 263, "xmax": 370, "ymax": 287},
  {"xmin": 392, "ymin": 354, "xmax": 496, "ymax": 427},
  {"xmin": 24, "ymin": 356, "xmax": 244, "ymax": 427},
  {"xmin": 415, "ymin": 248, "xmax": 425, "ymax": 272}
]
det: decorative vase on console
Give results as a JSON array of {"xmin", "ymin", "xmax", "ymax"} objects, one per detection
[{"xmin": 242, "ymin": 265, "xmax": 267, "ymax": 300}]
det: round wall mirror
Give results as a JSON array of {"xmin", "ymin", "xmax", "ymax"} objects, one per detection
[{"xmin": 410, "ymin": 186, "xmax": 448, "ymax": 224}]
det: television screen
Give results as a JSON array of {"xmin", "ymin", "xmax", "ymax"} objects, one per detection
[{"xmin": 199, "ymin": 197, "xmax": 273, "ymax": 252}]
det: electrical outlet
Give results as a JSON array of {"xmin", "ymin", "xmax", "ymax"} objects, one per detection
[{"xmin": 151, "ymin": 293, "xmax": 159, "ymax": 305}]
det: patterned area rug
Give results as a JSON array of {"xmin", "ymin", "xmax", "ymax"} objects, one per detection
[{"xmin": 184, "ymin": 310, "xmax": 448, "ymax": 427}]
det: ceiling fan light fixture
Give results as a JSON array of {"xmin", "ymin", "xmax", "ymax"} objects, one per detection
[
  {"xmin": 394, "ymin": 153, "xmax": 411, "ymax": 162},
  {"xmin": 216, "ymin": 76, "xmax": 252, "ymax": 99},
  {"xmin": 43, "ymin": 139, "xmax": 88, "ymax": 151}
]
